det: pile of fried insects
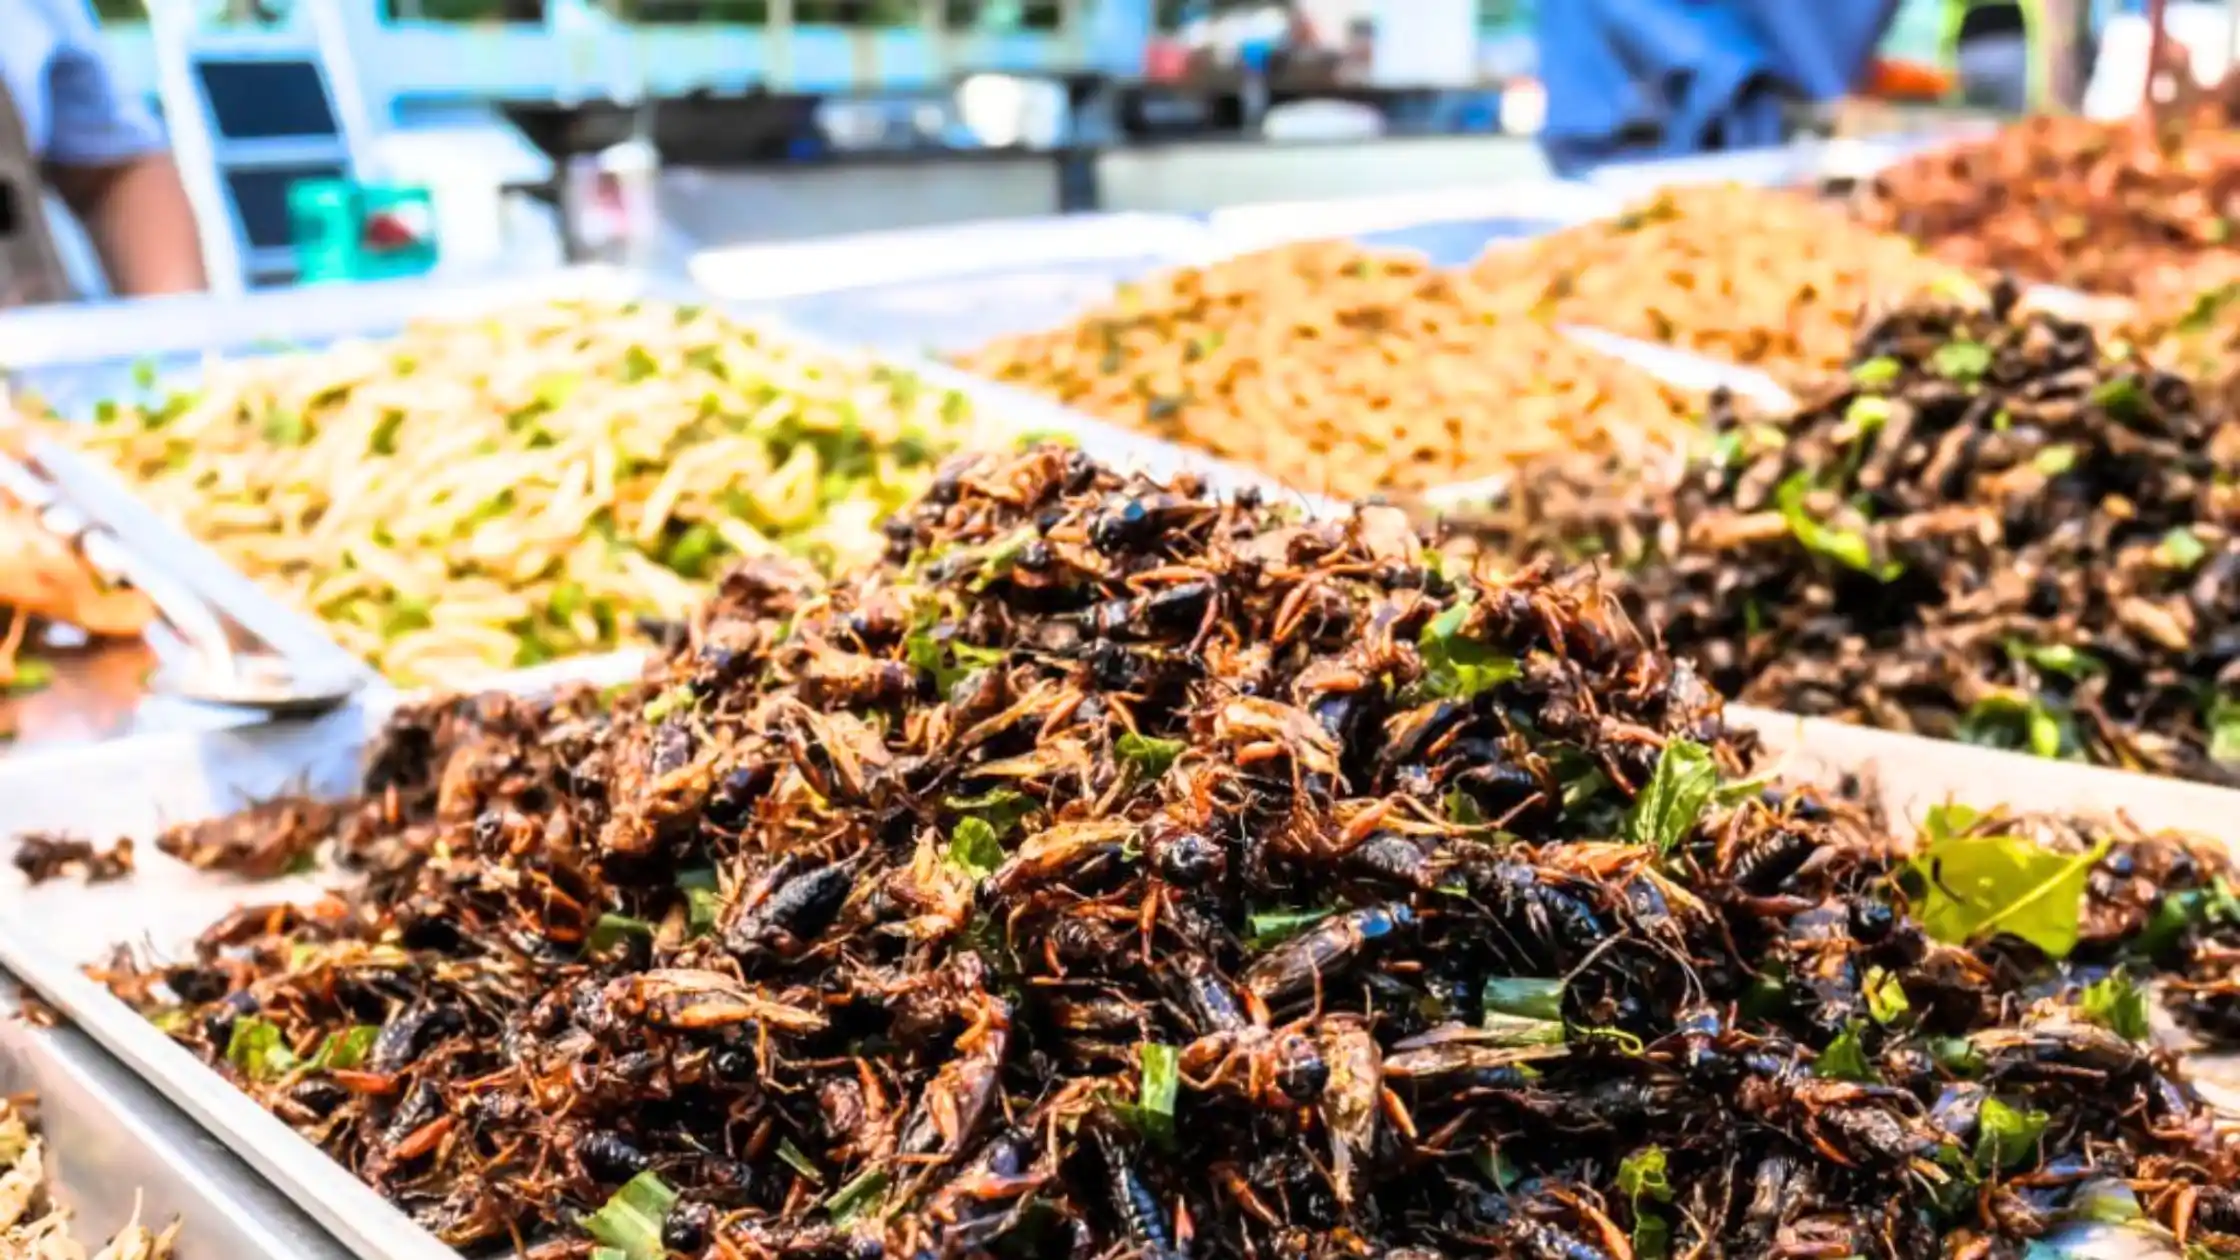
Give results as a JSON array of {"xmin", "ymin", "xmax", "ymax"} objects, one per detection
[
  {"xmin": 95, "ymin": 448, "xmax": 2240, "ymax": 1259},
  {"xmin": 0, "ymin": 1097, "xmax": 178, "ymax": 1259},
  {"xmin": 1467, "ymin": 280, "xmax": 2240, "ymax": 788}
]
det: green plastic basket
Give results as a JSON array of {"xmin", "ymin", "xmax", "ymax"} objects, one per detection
[{"xmin": 288, "ymin": 179, "xmax": 440, "ymax": 284}]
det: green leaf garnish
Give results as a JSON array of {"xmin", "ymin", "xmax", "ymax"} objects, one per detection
[
  {"xmin": 1246, "ymin": 906, "xmax": 1336, "ymax": 947},
  {"xmin": 1923, "ymin": 802, "xmax": 1980, "ymax": 844},
  {"xmin": 946, "ymin": 817, "xmax": 1006, "ymax": 879},
  {"xmin": 1115, "ymin": 732, "xmax": 1186, "ymax": 777},
  {"xmin": 904, "ymin": 629, "xmax": 1006, "ymax": 693},
  {"xmin": 776, "ymin": 1137, "xmax": 824, "ymax": 1183},
  {"xmin": 1956, "ymin": 692, "xmax": 2073, "ymax": 760},
  {"xmin": 2138, "ymin": 879, "xmax": 2240, "ymax": 962},
  {"xmin": 224, "ymin": 1017, "xmax": 300, "ymax": 1081},
  {"xmin": 1625, "ymin": 738, "xmax": 1718, "ymax": 855},
  {"xmin": 1907, "ymin": 830, "xmax": 2107, "ymax": 958},
  {"xmin": 2032, "ymin": 444, "xmax": 2078, "ymax": 476},
  {"xmin": 585, "ymin": 1171, "xmax": 679, "ymax": 1260},
  {"xmin": 2070, "ymin": 1180, "xmax": 2145, "ymax": 1225},
  {"xmin": 2089, "ymin": 375, "xmax": 2148, "ymax": 420},
  {"xmin": 1483, "ymin": 977, "xmax": 1565, "ymax": 1022},
  {"xmin": 1481, "ymin": 977, "xmax": 1567, "ymax": 1047},
  {"xmin": 312, "ymin": 1025, "xmax": 378, "ymax": 1072},
  {"xmin": 1417, "ymin": 598, "xmax": 1521, "ymax": 701},
  {"xmin": 1617, "ymin": 1145, "xmax": 1675, "ymax": 1260},
  {"xmin": 1777, "ymin": 475, "xmax": 1902, "ymax": 581},
  {"xmin": 1618, "ymin": 1145, "xmax": 1673, "ymax": 1203},
  {"xmin": 677, "ymin": 869, "xmax": 721, "ymax": 937},
  {"xmin": 1114, "ymin": 1042, "xmax": 1181, "ymax": 1145},
  {"xmin": 2176, "ymin": 282, "xmax": 2240, "ymax": 334},
  {"xmin": 2003, "ymin": 640, "xmax": 2100, "ymax": 679},
  {"xmin": 1851, "ymin": 356, "xmax": 1902, "ymax": 387},
  {"xmin": 1841, "ymin": 395, "xmax": 1892, "ymax": 438},
  {"xmin": 2077, "ymin": 972, "xmax": 2151, "ymax": 1042},
  {"xmin": 1708, "ymin": 430, "xmax": 1744, "ymax": 469},
  {"xmin": 641, "ymin": 684, "xmax": 695, "ymax": 724},
  {"xmin": 1931, "ymin": 340, "xmax": 1992, "ymax": 382},
  {"xmin": 1814, "ymin": 1023, "xmax": 1877, "ymax": 1082},
  {"xmin": 825, "ymin": 1169, "xmax": 890, "ymax": 1224},
  {"xmin": 1443, "ymin": 788, "xmax": 1486, "ymax": 825},
  {"xmin": 1863, "ymin": 967, "xmax": 1910, "ymax": 1024},
  {"xmin": 972, "ymin": 526, "xmax": 1039, "ymax": 589},
  {"xmin": 6, "ymin": 658, "xmax": 54, "ymax": 696},
  {"xmin": 1929, "ymin": 1035, "xmax": 1984, "ymax": 1076},
  {"xmin": 946, "ymin": 787, "xmax": 1035, "ymax": 837},
  {"xmin": 1975, "ymin": 1096, "xmax": 2049, "ymax": 1173},
  {"xmin": 2160, "ymin": 527, "xmax": 2208, "ymax": 571},
  {"xmin": 2210, "ymin": 695, "xmax": 2240, "ymax": 765},
  {"xmin": 588, "ymin": 912, "xmax": 656, "ymax": 953}
]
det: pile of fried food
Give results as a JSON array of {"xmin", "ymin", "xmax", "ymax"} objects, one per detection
[
  {"xmin": 957, "ymin": 240, "xmax": 1704, "ymax": 498},
  {"xmin": 1474, "ymin": 279, "xmax": 2240, "ymax": 788},
  {"xmin": 1466, "ymin": 183, "xmax": 1970, "ymax": 380},
  {"xmin": 42, "ymin": 300, "xmax": 977, "ymax": 689},
  {"xmin": 85, "ymin": 448, "xmax": 2240, "ymax": 1258},
  {"xmin": 0, "ymin": 1097, "xmax": 177, "ymax": 1259},
  {"xmin": 1856, "ymin": 111, "xmax": 2240, "ymax": 322}
]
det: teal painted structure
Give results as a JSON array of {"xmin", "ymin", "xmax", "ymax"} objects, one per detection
[{"xmin": 289, "ymin": 178, "xmax": 440, "ymax": 282}]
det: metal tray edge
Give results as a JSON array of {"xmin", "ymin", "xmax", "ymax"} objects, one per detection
[
  {"xmin": 1202, "ymin": 179, "xmax": 1624, "ymax": 253},
  {"xmin": 1732, "ymin": 704, "xmax": 2240, "ymax": 841},
  {"xmin": 0, "ymin": 654, "xmax": 669, "ymax": 1260},
  {"xmin": 0, "ymin": 986, "xmax": 354, "ymax": 1260},
  {"xmin": 689, "ymin": 214, "xmax": 1230, "ymax": 303}
]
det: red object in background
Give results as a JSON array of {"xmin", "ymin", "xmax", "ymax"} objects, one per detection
[
  {"xmin": 1145, "ymin": 39, "xmax": 1190, "ymax": 82},
  {"xmin": 361, "ymin": 214, "xmax": 417, "ymax": 249},
  {"xmin": 1864, "ymin": 57, "xmax": 1955, "ymax": 101}
]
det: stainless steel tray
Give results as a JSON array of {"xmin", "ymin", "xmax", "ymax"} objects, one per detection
[
  {"xmin": 0, "ymin": 981, "xmax": 352, "ymax": 1260},
  {"xmin": 0, "ymin": 654, "xmax": 647, "ymax": 1260},
  {"xmin": 1580, "ymin": 129, "xmax": 1996, "ymax": 200},
  {"xmin": 1203, "ymin": 180, "xmax": 1623, "ymax": 265},
  {"xmin": 1, "ymin": 664, "xmax": 2237, "ymax": 1260}
]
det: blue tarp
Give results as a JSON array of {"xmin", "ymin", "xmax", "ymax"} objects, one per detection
[{"xmin": 1538, "ymin": 0, "xmax": 1904, "ymax": 176}]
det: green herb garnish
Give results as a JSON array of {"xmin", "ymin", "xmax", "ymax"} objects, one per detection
[
  {"xmin": 1625, "ymin": 738, "xmax": 1718, "ymax": 855},
  {"xmin": 1815, "ymin": 1023, "xmax": 1877, "ymax": 1082},
  {"xmin": 946, "ymin": 817, "xmax": 1006, "ymax": 879},
  {"xmin": 1115, "ymin": 732, "xmax": 1186, "ymax": 777},
  {"xmin": 1907, "ymin": 829, "xmax": 2107, "ymax": 959},
  {"xmin": 584, "ymin": 1171, "xmax": 679, "ymax": 1260}
]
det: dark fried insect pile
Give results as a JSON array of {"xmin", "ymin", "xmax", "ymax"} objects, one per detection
[
  {"xmin": 92, "ymin": 448, "xmax": 2240, "ymax": 1259},
  {"xmin": 1473, "ymin": 280, "xmax": 2240, "ymax": 787},
  {"xmin": 12, "ymin": 832, "xmax": 134, "ymax": 885}
]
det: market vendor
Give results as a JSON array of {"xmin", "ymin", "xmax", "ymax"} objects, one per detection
[
  {"xmin": 1536, "ymin": 0, "xmax": 1905, "ymax": 176},
  {"xmin": 0, "ymin": 0, "xmax": 208, "ymax": 305}
]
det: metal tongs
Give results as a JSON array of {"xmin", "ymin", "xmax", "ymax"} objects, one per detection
[{"xmin": 0, "ymin": 451, "xmax": 363, "ymax": 716}]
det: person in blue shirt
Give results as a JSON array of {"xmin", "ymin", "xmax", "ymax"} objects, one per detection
[
  {"xmin": 1537, "ymin": 0, "xmax": 1905, "ymax": 176},
  {"xmin": 0, "ymin": 0, "xmax": 206, "ymax": 301}
]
